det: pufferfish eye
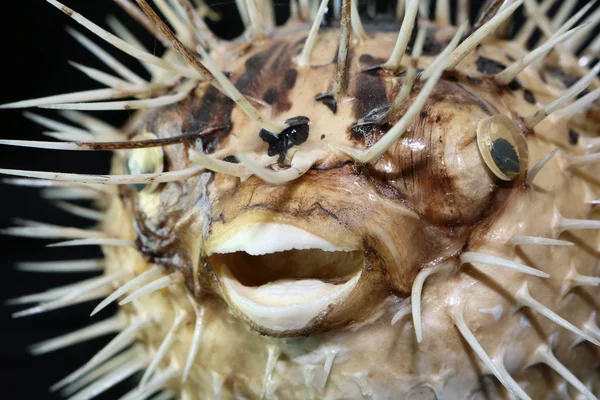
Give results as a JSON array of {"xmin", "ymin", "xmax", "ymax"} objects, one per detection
[
  {"xmin": 124, "ymin": 132, "xmax": 164, "ymax": 193},
  {"xmin": 476, "ymin": 114, "xmax": 528, "ymax": 181}
]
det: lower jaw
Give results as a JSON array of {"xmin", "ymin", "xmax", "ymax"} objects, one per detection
[{"xmin": 216, "ymin": 264, "xmax": 363, "ymax": 333}]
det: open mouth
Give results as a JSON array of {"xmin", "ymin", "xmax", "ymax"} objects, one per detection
[{"xmin": 207, "ymin": 223, "xmax": 363, "ymax": 332}]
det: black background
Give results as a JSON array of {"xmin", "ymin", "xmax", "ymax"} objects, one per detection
[
  {"xmin": 0, "ymin": 2, "xmax": 246, "ymax": 398},
  {"xmin": 0, "ymin": 1, "xmax": 597, "ymax": 399}
]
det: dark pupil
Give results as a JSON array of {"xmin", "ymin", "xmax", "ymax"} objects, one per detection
[
  {"xmin": 126, "ymin": 159, "xmax": 148, "ymax": 192},
  {"xmin": 490, "ymin": 138, "xmax": 520, "ymax": 175}
]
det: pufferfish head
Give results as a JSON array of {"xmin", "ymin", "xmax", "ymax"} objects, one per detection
[{"xmin": 120, "ymin": 22, "xmax": 530, "ymax": 336}]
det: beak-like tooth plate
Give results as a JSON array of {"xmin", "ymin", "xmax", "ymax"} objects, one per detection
[
  {"xmin": 208, "ymin": 223, "xmax": 350, "ymax": 256},
  {"xmin": 220, "ymin": 264, "xmax": 361, "ymax": 331}
]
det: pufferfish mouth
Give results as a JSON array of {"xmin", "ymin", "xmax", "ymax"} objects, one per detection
[{"xmin": 207, "ymin": 223, "xmax": 363, "ymax": 332}]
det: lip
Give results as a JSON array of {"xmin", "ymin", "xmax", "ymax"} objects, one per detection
[
  {"xmin": 207, "ymin": 223, "xmax": 363, "ymax": 332},
  {"xmin": 219, "ymin": 264, "xmax": 362, "ymax": 331},
  {"xmin": 206, "ymin": 222, "xmax": 352, "ymax": 256}
]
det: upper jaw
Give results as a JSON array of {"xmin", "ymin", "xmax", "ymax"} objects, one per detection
[
  {"xmin": 206, "ymin": 222, "xmax": 350, "ymax": 256},
  {"xmin": 206, "ymin": 223, "xmax": 365, "ymax": 333}
]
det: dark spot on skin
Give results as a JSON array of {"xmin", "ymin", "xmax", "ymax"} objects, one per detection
[
  {"xmin": 188, "ymin": 86, "xmax": 234, "ymax": 153},
  {"xmin": 467, "ymin": 76, "xmax": 483, "ymax": 85},
  {"xmin": 263, "ymin": 88, "xmax": 278, "ymax": 105},
  {"xmin": 223, "ymin": 156, "xmax": 239, "ymax": 164},
  {"xmin": 315, "ymin": 93, "xmax": 337, "ymax": 113},
  {"xmin": 422, "ymin": 33, "xmax": 443, "ymax": 56},
  {"xmin": 490, "ymin": 138, "xmax": 520, "ymax": 175},
  {"xmin": 406, "ymin": 25, "xmax": 443, "ymax": 56},
  {"xmin": 353, "ymin": 65, "xmax": 389, "ymax": 119},
  {"xmin": 547, "ymin": 66, "xmax": 578, "ymax": 86},
  {"xmin": 259, "ymin": 116, "xmax": 310, "ymax": 163},
  {"xmin": 420, "ymin": 110, "xmax": 428, "ymax": 118},
  {"xmin": 506, "ymin": 54, "xmax": 516, "ymax": 62},
  {"xmin": 284, "ymin": 69, "xmax": 298, "ymax": 90},
  {"xmin": 236, "ymin": 44, "xmax": 282, "ymax": 95},
  {"xmin": 321, "ymin": 134, "xmax": 326, "ymax": 140},
  {"xmin": 244, "ymin": 45, "xmax": 279, "ymax": 70},
  {"xmin": 569, "ymin": 129, "xmax": 580, "ymax": 146},
  {"xmin": 476, "ymin": 56, "xmax": 507, "ymax": 75},
  {"xmin": 236, "ymin": 43, "xmax": 299, "ymax": 115},
  {"xmin": 508, "ymin": 78, "xmax": 522, "ymax": 91},
  {"xmin": 358, "ymin": 54, "xmax": 388, "ymax": 72},
  {"xmin": 547, "ymin": 66, "xmax": 591, "ymax": 99},
  {"xmin": 523, "ymin": 90, "xmax": 536, "ymax": 104},
  {"xmin": 223, "ymin": 71, "xmax": 232, "ymax": 78},
  {"xmin": 443, "ymin": 74, "xmax": 459, "ymax": 82}
]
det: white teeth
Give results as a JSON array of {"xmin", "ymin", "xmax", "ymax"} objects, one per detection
[
  {"xmin": 208, "ymin": 223, "xmax": 350, "ymax": 256},
  {"xmin": 210, "ymin": 223, "xmax": 361, "ymax": 331},
  {"xmin": 220, "ymin": 264, "xmax": 361, "ymax": 332}
]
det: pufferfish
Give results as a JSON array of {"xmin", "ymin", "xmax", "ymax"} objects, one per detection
[{"xmin": 2, "ymin": 0, "xmax": 600, "ymax": 399}]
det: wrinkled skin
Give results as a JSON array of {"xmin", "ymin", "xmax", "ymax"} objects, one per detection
[{"xmin": 101, "ymin": 19, "xmax": 600, "ymax": 400}]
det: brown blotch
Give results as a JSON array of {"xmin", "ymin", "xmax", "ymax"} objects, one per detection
[
  {"xmin": 523, "ymin": 89, "xmax": 536, "ymax": 104},
  {"xmin": 188, "ymin": 86, "xmax": 235, "ymax": 153},
  {"xmin": 234, "ymin": 43, "xmax": 282, "ymax": 95},
  {"xmin": 406, "ymin": 26, "xmax": 443, "ymax": 56},
  {"xmin": 233, "ymin": 42, "xmax": 302, "ymax": 115},
  {"xmin": 352, "ymin": 67, "xmax": 389, "ymax": 120},
  {"xmin": 475, "ymin": 56, "xmax": 507, "ymax": 75},
  {"xmin": 284, "ymin": 69, "xmax": 298, "ymax": 90},
  {"xmin": 467, "ymin": 76, "xmax": 483, "ymax": 85},
  {"xmin": 148, "ymin": 48, "xmax": 251, "ymax": 152},
  {"xmin": 508, "ymin": 78, "xmax": 521, "ymax": 91},
  {"xmin": 546, "ymin": 66, "xmax": 590, "ymax": 98},
  {"xmin": 569, "ymin": 129, "xmax": 580, "ymax": 145},
  {"xmin": 442, "ymin": 73, "xmax": 459, "ymax": 83},
  {"xmin": 359, "ymin": 54, "xmax": 374, "ymax": 63},
  {"xmin": 263, "ymin": 88, "xmax": 278, "ymax": 105}
]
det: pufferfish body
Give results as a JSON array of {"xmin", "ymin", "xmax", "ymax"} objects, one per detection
[{"xmin": 2, "ymin": 0, "xmax": 600, "ymax": 399}]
